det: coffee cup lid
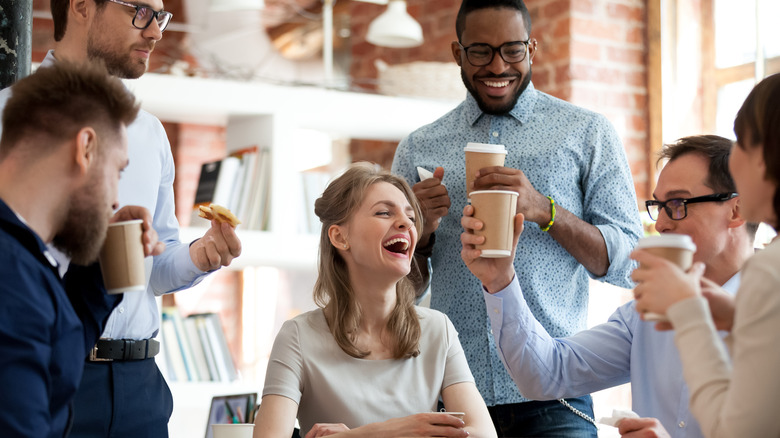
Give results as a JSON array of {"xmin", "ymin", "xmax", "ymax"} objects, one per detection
[
  {"xmin": 636, "ymin": 234, "xmax": 696, "ymax": 252},
  {"xmin": 464, "ymin": 142, "xmax": 506, "ymax": 154},
  {"xmin": 109, "ymin": 219, "xmax": 144, "ymax": 227}
]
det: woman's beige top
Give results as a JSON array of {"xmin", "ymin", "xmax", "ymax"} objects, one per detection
[
  {"xmin": 668, "ymin": 237, "xmax": 780, "ymax": 437},
  {"xmin": 262, "ymin": 306, "xmax": 474, "ymax": 434}
]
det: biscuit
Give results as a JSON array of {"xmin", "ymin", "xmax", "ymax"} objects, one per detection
[{"xmin": 197, "ymin": 204, "xmax": 241, "ymax": 227}]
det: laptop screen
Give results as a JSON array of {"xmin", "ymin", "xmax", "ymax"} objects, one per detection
[{"xmin": 204, "ymin": 393, "xmax": 257, "ymax": 438}]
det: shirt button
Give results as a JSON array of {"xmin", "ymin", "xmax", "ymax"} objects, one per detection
[
  {"xmin": 678, "ymin": 421, "xmax": 685, "ymax": 428},
  {"xmin": 492, "ymin": 131, "xmax": 499, "ymax": 137},
  {"xmin": 490, "ymin": 329, "xmax": 493, "ymax": 335},
  {"xmin": 118, "ymin": 306, "xmax": 125, "ymax": 314}
]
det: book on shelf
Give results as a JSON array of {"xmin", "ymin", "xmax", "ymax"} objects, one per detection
[
  {"xmin": 160, "ymin": 308, "xmax": 238, "ymax": 382},
  {"xmin": 190, "ymin": 146, "xmax": 272, "ymax": 231},
  {"xmin": 299, "ymin": 167, "xmax": 332, "ymax": 234}
]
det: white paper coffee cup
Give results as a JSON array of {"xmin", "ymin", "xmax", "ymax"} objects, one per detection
[
  {"xmin": 470, "ymin": 190, "xmax": 518, "ymax": 258},
  {"xmin": 212, "ymin": 424, "xmax": 254, "ymax": 438},
  {"xmin": 464, "ymin": 143, "xmax": 506, "ymax": 199},
  {"xmin": 635, "ymin": 234, "xmax": 697, "ymax": 321}
]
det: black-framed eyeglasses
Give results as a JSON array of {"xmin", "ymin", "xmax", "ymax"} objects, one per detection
[
  {"xmin": 105, "ymin": 0, "xmax": 173, "ymax": 32},
  {"xmin": 457, "ymin": 40, "xmax": 530, "ymax": 66},
  {"xmin": 645, "ymin": 192, "xmax": 738, "ymax": 221}
]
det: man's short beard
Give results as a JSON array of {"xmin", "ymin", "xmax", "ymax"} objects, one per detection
[
  {"xmin": 52, "ymin": 185, "xmax": 110, "ymax": 266},
  {"xmin": 86, "ymin": 35, "xmax": 146, "ymax": 79},
  {"xmin": 461, "ymin": 68, "xmax": 533, "ymax": 115}
]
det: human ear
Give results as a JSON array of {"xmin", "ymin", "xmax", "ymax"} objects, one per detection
[
  {"xmin": 528, "ymin": 38, "xmax": 538, "ymax": 64},
  {"xmin": 328, "ymin": 224, "xmax": 349, "ymax": 250},
  {"xmin": 74, "ymin": 126, "xmax": 97, "ymax": 176},
  {"xmin": 71, "ymin": 0, "xmax": 90, "ymax": 24},
  {"xmin": 451, "ymin": 41, "xmax": 463, "ymax": 66},
  {"xmin": 728, "ymin": 197, "xmax": 747, "ymax": 229}
]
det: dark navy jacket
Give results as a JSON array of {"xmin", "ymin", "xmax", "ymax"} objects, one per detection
[{"xmin": 0, "ymin": 199, "xmax": 120, "ymax": 437}]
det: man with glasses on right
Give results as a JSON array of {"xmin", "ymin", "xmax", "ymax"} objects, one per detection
[
  {"xmin": 392, "ymin": 0, "xmax": 641, "ymax": 435},
  {"xmin": 0, "ymin": 0, "xmax": 241, "ymax": 436},
  {"xmin": 462, "ymin": 134, "xmax": 756, "ymax": 438}
]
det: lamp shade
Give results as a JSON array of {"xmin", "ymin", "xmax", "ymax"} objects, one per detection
[{"xmin": 366, "ymin": 0, "xmax": 423, "ymax": 48}]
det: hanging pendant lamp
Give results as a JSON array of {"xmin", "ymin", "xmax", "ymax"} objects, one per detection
[{"xmin": 365, "ymin": 0, "xmax": 423, "ymax": 48}]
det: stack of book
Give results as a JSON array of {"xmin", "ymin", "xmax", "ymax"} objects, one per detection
[
  {"xmin": 160, "ymin": 308, "xmax": 239, "ymax": 382},
  {"xmin": 191, "ymin": 146, "xmax": 272, "ymax": 231}
]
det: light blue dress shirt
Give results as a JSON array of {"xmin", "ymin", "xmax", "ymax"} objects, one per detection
[
  {"xmin": 0, "ymin": 51, "xmax": 209, "ymax": 340},
  {"xmin": 484, "ymin": 274, "xmax": 740, "ymax": 438},
  {"xmin": 392, "ymin": 83, "xmax": 642, "ymax": 405}
]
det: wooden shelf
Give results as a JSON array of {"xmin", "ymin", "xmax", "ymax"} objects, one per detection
[{"xmin": 179, "ymin": 227, "xmax": 319, "ymax": 271}]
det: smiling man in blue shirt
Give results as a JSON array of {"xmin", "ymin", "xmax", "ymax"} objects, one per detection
[
  {"xmin": 392, "ymin": 0, "xmax": 641, "ymax": 435},
  {"xmin": 461, "ymin": 135, "xmax": 756, "ymax": 438}
]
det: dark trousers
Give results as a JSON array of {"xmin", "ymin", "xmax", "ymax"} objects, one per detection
[
  {"xmin": 488, "ymin": 396, "xmax": 598, "ymax": 438},
  {"xmin": 69, "ymin": 359, "xmax": 173, "ymax": 438}
]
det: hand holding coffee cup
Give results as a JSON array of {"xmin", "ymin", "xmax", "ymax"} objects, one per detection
[
  {"xmin": 110, "ymin": 205, "xmax": 165, "ymax": 256},
  {"xmin": 461, "ymin": 197, "xmax": 525, "ymax": 293},
  {"xmin": 631, "ymin": 234, "xmax": 701, "ymax": 321},
  {"xmin": 464, "ymin": 143, "xmax": 506, "ymax": 199}
]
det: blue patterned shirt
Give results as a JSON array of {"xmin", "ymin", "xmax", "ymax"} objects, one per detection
[{"xmin": 392, "ymin": 83, "xmax": 642, "ymax": 406}]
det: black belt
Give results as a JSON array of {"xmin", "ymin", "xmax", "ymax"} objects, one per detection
[{"xmin": 89, "ymin": 338, "xmax": 160, "ymax": 362}]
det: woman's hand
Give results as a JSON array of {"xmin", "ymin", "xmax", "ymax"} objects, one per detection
[
  {"xmin": 700, "ymin": 276, "xmax": 736, "ymax": 331},
  {"xmin": 377, "ymin": 413, "xmax": 468, "ymax": 437},
  {"xmin": 304, "ymin": 423, "xmax": 349, "ymax": 438},
  {"xmin": 631, "ymin": 249, "xmax": 705, "ymax": 317}
]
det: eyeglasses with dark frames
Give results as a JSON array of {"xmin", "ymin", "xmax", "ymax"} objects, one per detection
[
  {"xmin": 457, "ymin": 40, "xmax": 530, "ymax": 66},
  {"xmin": 645, "ymin": 192, "xmax": 738, "ymax": 221},
  {"xmin": 105, "ymin": 0, "xmax": 173, "ymax": 33}
]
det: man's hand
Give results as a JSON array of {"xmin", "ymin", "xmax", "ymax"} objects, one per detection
[
  {"xmin": 460, "ymin": 204, "xmax": 524, "ymax": 293},
  {"xmin": 189, "ymin": 220, "xmax": 242, "ymax": 271},
  {"xmin": 412, "ymin": 166, "xmax": 450, "ymax": 247},
  {"xmin": 617, "ymin": 417, "xmax": 672, "ymax": 438},
  {"xmin": 473, "ymin": 166, "xmax": 550, "ymax": 226},
  {"xmin": 111, "ymin": 205, "xmax": 165, "ymax": 257}
]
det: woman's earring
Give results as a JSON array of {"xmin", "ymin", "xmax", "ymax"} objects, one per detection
[{"xmin": 343, "ymin": 244, "xmax": 348, "ymax": 249}]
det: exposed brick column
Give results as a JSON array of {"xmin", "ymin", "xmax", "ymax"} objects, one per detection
[{"xmin": 524, "ymin": 0, "xmax": 650, "ymax": 202}]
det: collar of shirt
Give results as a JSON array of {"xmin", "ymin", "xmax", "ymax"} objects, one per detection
[
  {"xmin": 0, "ymin": 198, "xmax": 61, "ymax": 276},
  {"xmin": 464, "ymin": 81, "xmax": 540, "ymax": 127}
]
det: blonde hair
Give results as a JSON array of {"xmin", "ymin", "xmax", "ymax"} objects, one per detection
[{"xmin": 313, "ymin": 163, "xmax": 423, "ymax": 359}]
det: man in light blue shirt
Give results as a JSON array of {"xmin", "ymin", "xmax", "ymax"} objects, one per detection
[
  {"xmin": 461, "ymin": 135, "xmax": 756, "ymax": 438},
  {"xmin": 392, "ymin": 0, "xmax": 641, "ymax": 435}
]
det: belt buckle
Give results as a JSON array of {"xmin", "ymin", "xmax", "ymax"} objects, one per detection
[{"xmin": 89, "ymin": 344, "xmax": 112, "ymax": 362}]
